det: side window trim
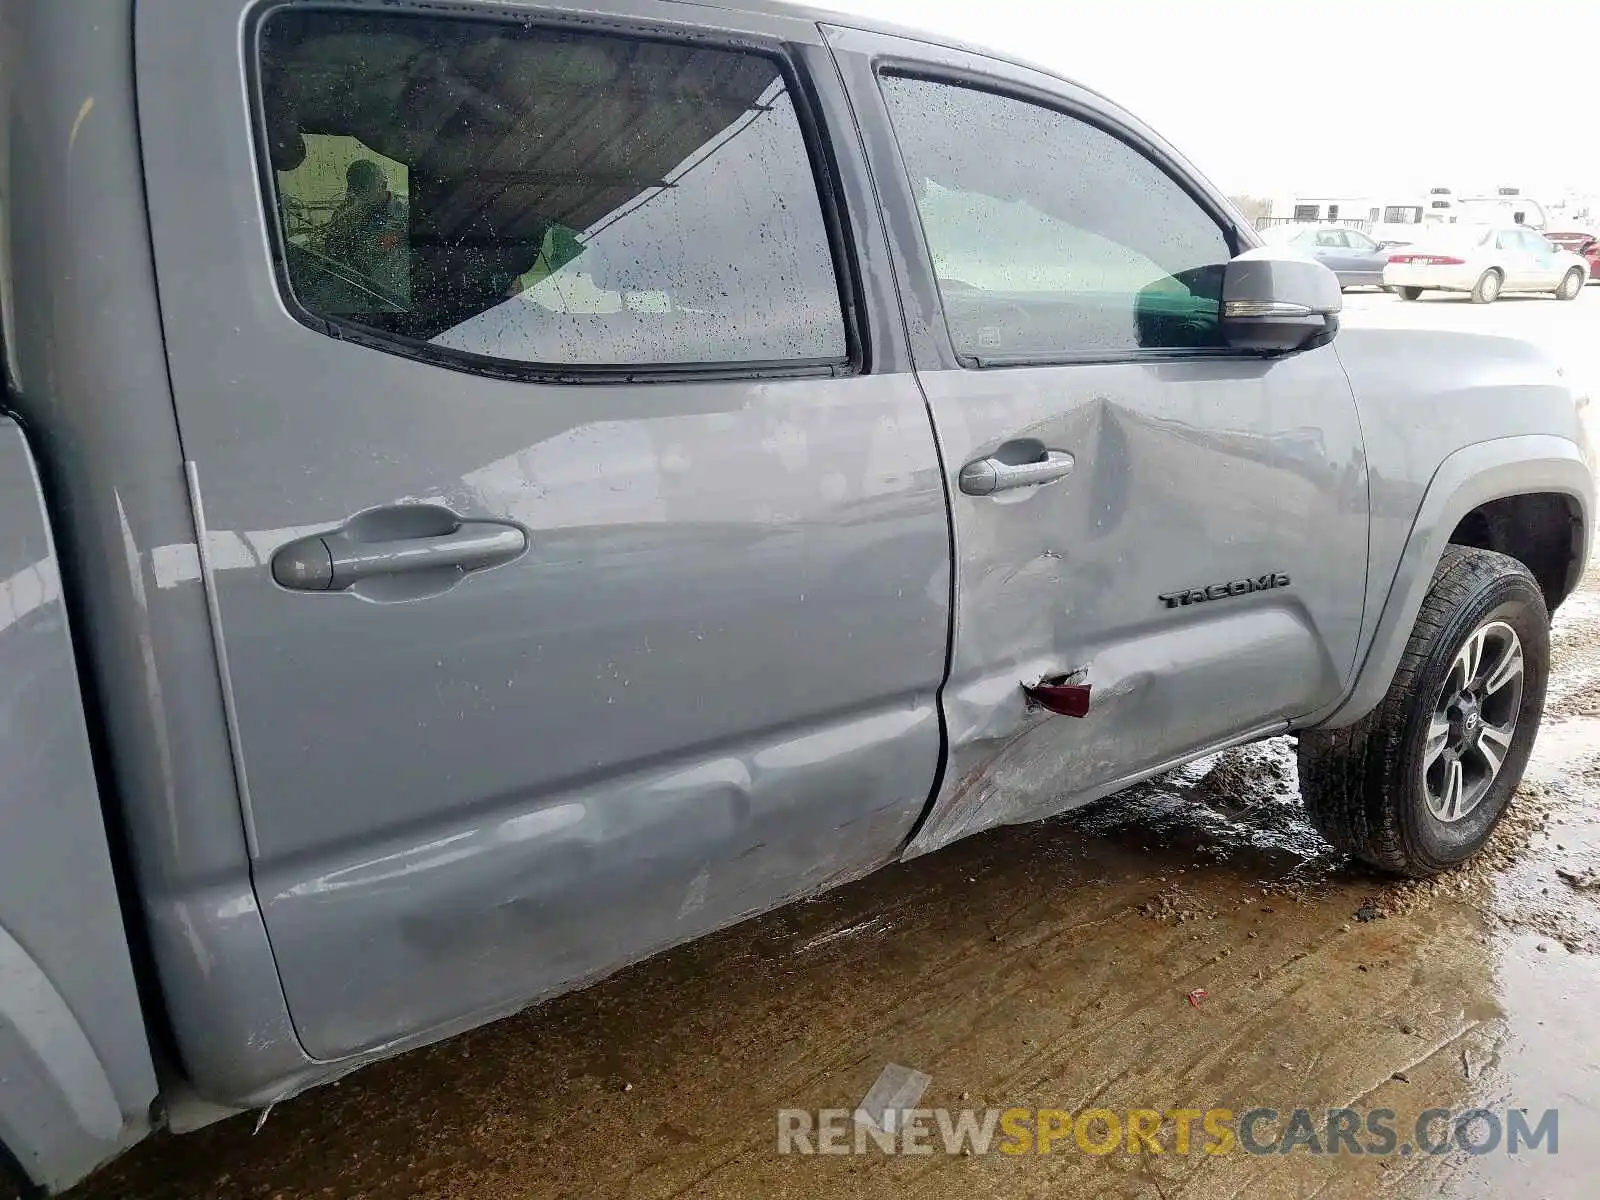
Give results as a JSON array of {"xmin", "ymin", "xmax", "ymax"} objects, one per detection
[
  {"xmin": 243, "ymin": 5, "xmax": 866, "ymax": 386},
  {"xmin": 963, "ymin": 345, "xmax": 1270, "ymax": 370},
  {"xmin": 871, "ymin": 59, "xmax": 1254, "ymax": 370},
  {"xmin": 872, "ymin": 59, "xmax": 1244, "ymax": 258}
]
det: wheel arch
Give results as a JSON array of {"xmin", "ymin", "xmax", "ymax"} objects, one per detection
[
  {"xmin": 1447, "ymin": 492, "xmax": 1584, "ymax": 612},
  {"xmin": 0, "ymin": 415, "xmax": 159, "ymax": 1192},
  {"xmin": 1307, "ymin": 434, "xmax": 1592, "ymax": 730},
  {"xmin": 0, "ymin": 923, "xmax": 147, "ymax": 1194}
]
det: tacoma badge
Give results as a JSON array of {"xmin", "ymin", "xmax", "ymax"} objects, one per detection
[{"xmin": 1159, "ymin": 573, "xmax": 1291, "ymax": 609}]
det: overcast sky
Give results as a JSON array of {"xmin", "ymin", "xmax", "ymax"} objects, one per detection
[{"xmin": 827, "ymin": 0, "xmax": 1594, "ymax": 202}]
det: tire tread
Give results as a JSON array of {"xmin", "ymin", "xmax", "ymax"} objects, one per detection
[{"xmin": 1298, "ymin": 547, "xmax": 1545, "ymax": 875}]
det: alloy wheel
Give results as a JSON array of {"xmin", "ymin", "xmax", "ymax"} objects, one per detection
[{"xmin": 1423, "ymin": 619, "xmax": 1524, "ymax": 822}]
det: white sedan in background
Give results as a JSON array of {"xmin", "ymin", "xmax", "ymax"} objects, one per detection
[{"xmin": 1382, "ymin": 225, "xmax": 1588, "ymax": 303}]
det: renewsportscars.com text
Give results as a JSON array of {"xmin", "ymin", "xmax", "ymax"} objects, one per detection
[{"xmin": 777, "ymin": 1106, "xmax": 1559, "ymax": 1158}]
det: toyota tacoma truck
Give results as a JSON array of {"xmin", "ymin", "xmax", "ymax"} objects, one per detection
[{"xmin": 0, "ymin": 0, "xmax": 1592, "ymax": 1191}]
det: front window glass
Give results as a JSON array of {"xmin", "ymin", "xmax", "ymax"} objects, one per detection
[{"xmin": 879, "ymin": 74, "xmax": 1232, "ymax": 359}]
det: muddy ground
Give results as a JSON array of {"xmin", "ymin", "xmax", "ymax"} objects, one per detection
[{"xmin": 59, "ymin": 292, "xmax": 1600, "ymax": 1199}]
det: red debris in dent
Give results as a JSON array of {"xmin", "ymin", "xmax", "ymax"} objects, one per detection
[
  {"xmin": 1024, "ymin": 680, "xmax": 1092, "ymax": 717},
  {"xmin": 1186, "ymin": 988, "xmax": 1208, "ymax": 1008}
]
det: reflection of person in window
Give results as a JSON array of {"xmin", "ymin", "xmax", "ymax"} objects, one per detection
[{"xmin": 322, "ymin": 159, "xmax": 405, "ymax": 294}]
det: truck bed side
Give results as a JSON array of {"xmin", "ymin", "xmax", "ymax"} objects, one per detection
[{"xmin": 0, "ymin": 417, "xmax": 156, "ymax": 1190}]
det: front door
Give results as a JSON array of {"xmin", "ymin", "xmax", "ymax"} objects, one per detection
[
  {"xmin": 1339, "ymin": 228, "xmax": 1389, "ymax": 284},
  {"xmin": 137, "ymin": 0, "xmax": 951, "ymax": 1059},
  {"xmin": 1519, "ymin": 229, "xmax": 1564, "ymax": 288},
  {"xmin": 1497, "ymin": 228, "xmax": 1539, "ymax": 289},
  {"xmin": 827, "ymin": 27, "xmax": 1371, "ymax": 855},
  {"xmin": 1310, "ymin": 227, "xmax": 1360, "ymax": 280}
]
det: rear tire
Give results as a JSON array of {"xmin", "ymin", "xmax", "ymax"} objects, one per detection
[
  {"xmin": 1556, "ymin": 268, "xmax": 1584, "ymax": 300},
  {"xmin": 1297, "ymin": 547, "xmax": 1548, "ymax": 877},
  {"xmin": 1396, "ymin": 286, "xmax": 1423, "ymax": 301},
  {"xmin": 1471, "ymin": 269, "xmax": 1502, "ymax": 303}
]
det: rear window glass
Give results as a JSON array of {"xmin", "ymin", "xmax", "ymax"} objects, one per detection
[
  {"xmin": 257, "ymin": 10, "xmax": 848, "ymax": 370},
  {"xmin": 1430, "ymin": 226, "xmax": 1493, "ymax": 248}
]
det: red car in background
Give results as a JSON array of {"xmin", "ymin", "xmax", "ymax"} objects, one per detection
[{"xmin": 1547, "ymin": 230, "xmax": 1600, "ymax": 282}]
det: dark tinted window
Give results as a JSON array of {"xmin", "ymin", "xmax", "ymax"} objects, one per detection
[
  {"xmin": 879, "ymin": 75, "xmax": 1231, "ymax": 360},
  {"xmin": 258, "ymin": 11, "xmax": 847, "ymax": 369}
]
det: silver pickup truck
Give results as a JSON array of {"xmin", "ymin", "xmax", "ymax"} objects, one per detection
[{"xmin": 0, "ymin": 0, "xmax": 1592, "ymax": 1191}]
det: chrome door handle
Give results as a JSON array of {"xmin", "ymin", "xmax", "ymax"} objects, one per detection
[{"xmin": 958, "ymin": 448, "xmax": 1075, "ymax": 496}]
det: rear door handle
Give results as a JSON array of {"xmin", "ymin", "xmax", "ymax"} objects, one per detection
[
  {"xmin": 271, "ymin": 504, "xmax": 527, "ymax": 598},
  {"xmin": 321, "ymin": 525, "xmax": 526, "ymax": 587},
  {"xmin": 959, "ymin": 446, "xmax": 1075, "ymax": 496}
]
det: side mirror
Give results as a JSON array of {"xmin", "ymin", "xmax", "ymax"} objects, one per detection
[{"xmin": 1220, "ymin": 250, "xmax": 1342, "ymax": 354}]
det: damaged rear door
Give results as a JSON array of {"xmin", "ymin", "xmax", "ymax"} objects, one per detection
[
  {"xmin": 826, "ymin": 27, "xmax": 1370, "ymax": 855},
  {"xmin": 138, "ymin": 0, "xmax": 950, "ymax": 1062}
]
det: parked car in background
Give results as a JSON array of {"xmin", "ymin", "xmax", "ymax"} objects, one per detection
[
  {"xmin": 1384, "ymin": 225, "xmax": 1589, "ymax": 302},
  {"xmin": 1546, "ymin": 229, "xmax": 1600, "ymax": 283},
  {"xmin": 1259, "ymin": 223, "xmax": 1391, "ymax": 288}
]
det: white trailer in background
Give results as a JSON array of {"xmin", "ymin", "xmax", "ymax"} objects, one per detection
[{"xmin": 1261, "ymin": 187, "xmax": 1552, "ymax": 246}]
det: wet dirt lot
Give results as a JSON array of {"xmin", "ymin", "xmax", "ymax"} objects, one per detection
[{"xmin": 68, "ymin": 290, "xmax": 1600, "ymax": 1200}]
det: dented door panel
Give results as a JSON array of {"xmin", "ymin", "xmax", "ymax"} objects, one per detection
[
  {"xmin": 138, "ymin": 1, "xmax": 950, "ymax": 1065},
  {"xmin": 903, "ymin": 359, "xmax": 1368, "ymax": 854},
  {"xmin": 824, "ymin": 26, "xmax": 1370, "ymax": 856}
]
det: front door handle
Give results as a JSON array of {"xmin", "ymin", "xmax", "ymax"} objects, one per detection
[
  {"xmin": 959, "ymin": 445, "xmax": 1075, "ymax": 496},
  {"xmin": 271, "ymin": 503, "xmax": 527, "ymax": 599}
]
